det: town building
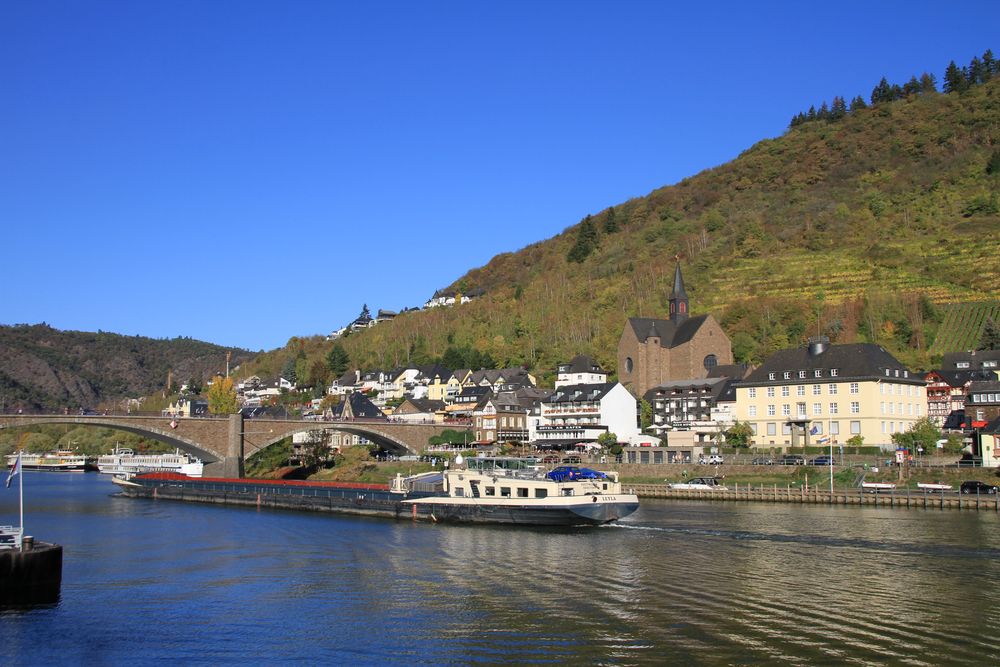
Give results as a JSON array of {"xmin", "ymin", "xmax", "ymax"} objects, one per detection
[
  {"xmin": 966, "ymin": 380, "xmax": 1000, "ymax": 427},
  {"xmin": 923, "ymin": 369, "xmax": 992, "ymax": 428},
  {"xmin": 618, "ymin": 263, "xmax": 733, "ymax": 397},
  {"xmin": 733, "ymin": 337, "xmax": 926, "ymax": 449},
  {"xmin": 392, "ymin": 398, "xmax": 445, "ymax": 424},
  {"xmin": 534, "ymin": 382, "xmax": 640, "ymax": 449},
  {"xmin": 941, "ymin": 350, "xmax": 1000, "ymax": 375},
  {"xmin": 555, "ymin": 355, "xmax": 608, "ymax": 388},
  {"xmin": 472, "ymin": 392, "xmax": 529, "ymax": 445}
]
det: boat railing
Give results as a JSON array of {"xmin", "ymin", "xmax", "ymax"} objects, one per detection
[{"xmin": 0, "ymin": 525, "xmax": 23, "ymax": 550}]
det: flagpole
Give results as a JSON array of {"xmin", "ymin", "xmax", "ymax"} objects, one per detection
[{"xmin": 19, "ymin": 452, "xmax": 24, "ymax": 552}]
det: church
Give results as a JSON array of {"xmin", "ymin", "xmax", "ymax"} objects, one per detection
[{"xmin": 617, "ymin": 263, "xmax": 733, "ymax": 397}]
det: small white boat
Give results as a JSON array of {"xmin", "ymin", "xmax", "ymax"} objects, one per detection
[
  {"xmin": 917, "ymin": 483, "xmax": 953, "ymax": 491},
  {"xmin": 861, "ymin": 482, "xmax": 896, "ymax": 492},
  {"xmin": 667, "ymin": 476, "xmax": 729, "ymax": 491},
  {"xmin": 97, "ymin": 448, "xmax": 203, "ymax": 478}
]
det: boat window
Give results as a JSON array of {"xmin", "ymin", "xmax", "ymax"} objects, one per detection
[
  {"xmin": 484, "ymin": 486, "xmax": 495, "ymax": 496},
  {"xmin": 500, "ymin": 487, "xmax": 511, "ymax": 497},
  {"xmin": 534, "ymin": 488, "xmax": 548, "ymax": 499},
  {"xmin": 517, "ymin": 488, "xmax": 529, "ymax": 498},
  {"xmin": 602, "ymin": 483, "xmax": 608, "ymax": 490},
  {"xmin": 455, "ymin": 487, "xmax": 465, "ymax": 497},
  {"xmin": 562, "ymin": 488, "xmax": 575, "ymax": 496}
]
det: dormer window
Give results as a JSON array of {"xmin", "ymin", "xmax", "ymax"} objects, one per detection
[
  {"xmin": 830, "ymin": 369, "xmax": 838, "ymax": 377},
  {"xmin": 768, "ymin": 372, "xmax": 776, "ymax": 380},
  {"xmin": 957, "ymin": 362, "xmax": 970, "ymax": 369},
  {"xmin": 814, "ymin": 370, "xmax": 822, "ymax": 378},
  {"xmin": 885, "ymin": 369, "xmax": 890, "ymax": 376},
  {"xmin": 798, "ymin": 370, "xmax": 807, "ymax": 379},
  {"xmin": 783, "ymin": 372, "xmax": 791, "ymax": 380}
]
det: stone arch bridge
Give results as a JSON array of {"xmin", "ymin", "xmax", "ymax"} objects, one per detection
[{"xmin": 0, "ymin": 414, "xmax": 470, "ymax": 478}]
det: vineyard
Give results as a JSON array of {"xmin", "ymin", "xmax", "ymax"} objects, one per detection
[{"xmin": 930, "ymin": 301, "xmax": 1000, "ymax": 354}]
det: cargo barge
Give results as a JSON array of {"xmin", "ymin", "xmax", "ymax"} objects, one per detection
[{"xmin": 112, "ymin": 458, "xmax": 639, "ymax": 526}]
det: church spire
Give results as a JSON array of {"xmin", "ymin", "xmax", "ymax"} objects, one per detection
[{"xmin": 669, "ymin": 261, "xmax": 689, "ymax": 323}]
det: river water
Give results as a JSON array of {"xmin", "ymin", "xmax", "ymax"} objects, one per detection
[{"xmin": 2, "ymin": 473, "xmax": 999, "ymax": 665}]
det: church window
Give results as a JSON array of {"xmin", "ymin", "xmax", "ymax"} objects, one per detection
[
  {"xmin": 703, "ymin": 354, "xmax": 718, "ymax": 371},
  {"xmin": 625, "ymin": 357, "xmax": 633, "ymax": 373}
]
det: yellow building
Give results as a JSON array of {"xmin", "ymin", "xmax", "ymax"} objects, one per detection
[{"xmin": 734, "ymin": 337, "xmax": 926, "ymax": 449}]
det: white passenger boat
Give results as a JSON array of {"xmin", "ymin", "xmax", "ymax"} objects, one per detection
[
  {"xmin": 5, "ymin": 451, "xmax": 93, "ymax": 472},
  {"xmin": 97, "ymin": 448, "xmax": 203, "ymax": 478}
]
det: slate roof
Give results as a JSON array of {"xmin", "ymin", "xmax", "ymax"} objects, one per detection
[
  {"xmin": 739, "ymin": 342, "xmax": 922, "ymax": 386},
  {"xmin": 643, "ymin": 376, "xmax": 734, "ymax": 405},
  {"xmin": 558, "ymin": 354, "xmax": 607, "ymax": 375},
  {"xmin": 399, "ymin": 398, "xmax": 445, "ymax": 413},
  {"xmin": 626, "ymin": 314, "xmax": 711, "ymax": 348},
  {"xmin": 942, "ymin": 350, "xmax": 1000, "ymax": 370},
  {"xmin": 925, "ymin": 369, "xmax": 994, "ymax": 388},
  {"xmin": 545, "ymin": 382, "xmax": 617, "ymax": 404},
  {"xmin": 708, "ymin": 364, "xmax": 749, "ymax": 380},
  {"xmin": 331, "ymin": 392, "xmax": 385, "ymax": 419}
]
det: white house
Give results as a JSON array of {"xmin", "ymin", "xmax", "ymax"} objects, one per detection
[{"xmin": 534, "ymin": 382, "xmax": 641, "ymax": 447}]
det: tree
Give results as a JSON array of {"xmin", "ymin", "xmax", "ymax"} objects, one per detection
[
  {"xmin": 603, "ymin": 207, "xmax": 619, "ymax": 233},
  {"xmin": 597, "ymin": 432, "xmax": 618, "ymax": 450},
  {"xmin": 300, "ymin": 432, "xmax": 332, "ymax": 468},
  {"xmin": 980, "ymin": 318, "xmax": 1000, "ymax": 351},
  {"xmin": 724, "ymin": 421, "xmax": 754, "ymax": 448},
  {"xmin": 186, "ymin": 377, "xmax": 202, "ymax": 395},
  {"xmin": 639, "ymin": 398, "xmax": 653, "ymax": 431},
  {"xmin": 281, "ymin": 356, "xmax": 298, "ymax": 385},
  {"xmin": 325, "ymin": 343, "xmax": 350, "ymax": 376},
  {"xmin": 943, "ymin": 61, "xmax": 968, "ymax": 94},
  {"xmin": 942, "ymin": 433, "xmax": 965, "ymax": 455},
  {"xmin": 891, "ymin": 417, "xmax": 940, "ymax": 455},
  {"xmin": 206, "ymin": 375, "xmax": 239, "ymax": 415},
  {"xmin": 919, "ymin": 72, "xmax": 937, "ymax": 93},
  {"xmin": 846, "ymin": 434, "xmax": 864, "ymax": 448},
  {"xmin": 567, "ymin": 215, "xmax": 599, "ymax": 263}
]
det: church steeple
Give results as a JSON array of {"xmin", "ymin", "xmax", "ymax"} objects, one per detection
[{"xmin": 668, "ymin": 262, "xmax": 689, "ymax": 323}]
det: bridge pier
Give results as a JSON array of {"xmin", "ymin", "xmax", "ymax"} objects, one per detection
[{"xmin": 222, "ymin": 413, "xmax": 245, "ymax": 478}]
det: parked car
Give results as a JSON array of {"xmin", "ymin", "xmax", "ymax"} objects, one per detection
[
  {"xmin": 777, "ymin": 454, "xmax": 805, "ymax": 465},
  {"xmin": 699, "ymin": 454, "xmax": 724, "ymax": 465},
  {"xmin": 751, "ymin": 457, "xmax": 774, "ymax": 465},
  {"xmin": 810, "ymin": 455, "xmax": 835, "ymax": 466},
  {"xmin": 960, "ymin": 480, "xmax": 999, "ymax": 495}
]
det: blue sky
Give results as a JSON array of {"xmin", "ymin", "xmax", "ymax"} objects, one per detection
[{"xmin": 2, "ymin": 1, "xmax": 998, "ymax": 351}]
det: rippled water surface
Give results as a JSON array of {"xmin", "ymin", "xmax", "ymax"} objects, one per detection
[{"xmin": 3, "ymin": 473, "xmax": 1000, "ymax": 665}]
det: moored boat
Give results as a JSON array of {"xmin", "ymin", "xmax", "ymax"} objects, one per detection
[
  {"xmin": 97, "ymin": 448, "xmax": 203, "ymax": 478},
  {"xmin": 5, "ymin": 450, "xmax": 93, "ymax": 472},
  {"xmin": 113, "ymin": 457, "xmax": 639, "ymax": 526}
]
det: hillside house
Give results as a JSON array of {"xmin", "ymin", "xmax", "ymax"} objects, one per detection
[{"xmin": 555, "ymin": 355, "xmax": 608, "ymax": 388}]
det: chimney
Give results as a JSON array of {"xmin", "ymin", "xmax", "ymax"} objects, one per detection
[{"xmin": 807, "ymin": 336, "xmax": 830, "ymax": 357}]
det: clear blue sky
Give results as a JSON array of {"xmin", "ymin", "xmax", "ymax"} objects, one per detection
[{"xmin": 2, "ymin": 1, "xmax": 997, "ymax": 351}]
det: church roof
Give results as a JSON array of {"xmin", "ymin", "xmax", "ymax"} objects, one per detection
[
  {"xmin": 627, "ymin": 314, "xmax": 710, "ymax": 348},
  {"xmin": 671, "ymin": 263, "xmax": 688, "ymax": 300}
]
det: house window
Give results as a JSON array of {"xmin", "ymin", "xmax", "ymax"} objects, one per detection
[
  {"xmin": 783, "ymin": 372, "xmax": 791, "ymax": 379},
  {"xmin": 813, "ymin": 385, "xmax": 821, "ymax": 395},
  {"xmin": 850, "ymin": 383, "xmax": 859, "ymax": 394},
  {"xmin": 769, "ymin": 372, "xmax": 776, "ymax": 380},
  {"xmin": 830, "ymin": 369, "xmax": 839, "ymax": 377},
  {"xmin": 782, "ymin": 404, "xmax": 791, "ymax": 416},
  {"xmin": 782, "ymin": 386, "xmax": 790, "ymax": 397},
  {"xmin": 748, "ymin": 388, "xmax": 757, "ymax": 399},
  {"xmin": 704, "ymin": 354, "xmax": 718, "ymax": 371},
  {"xmin": 767, "ymin": 404, "xmax": 776, "ymax": 416},
  {"xmin": 798, "ymin": 370, "xmax": 807, "ymax": 379},
  {"xmin": 830, "ymin": 421, "xmax": 840, "ymax": 435},
  {"xmin": 956, "ymin": 361, "xmax": 970, "ymax": 369},
  {"xmin": 830, "ymin": 403, "xmax": 839, "ymax": 414},
  {"xmin": 767, "ymin": 423, "xmax": 777, "ymax": 436},
  {"xmin": 767, "ymin": 387, "xmax": 775, "ymax": 397},
  {"xmin": 813, "ymin": 403, "xmax": 822, "ymax": 415},
  {"xmin": 797, "ymin": 402, "xmax": 807, "ymax": 417},
  {"xmin": 750, "ymin": 423, "xmax": 758, "ymax": 435},
  {"xmin": 850, "ymin": 402, "xmax": 860, "ymax": 414},
  {"xmin": 814, "ymin": 369, "xmax": 822, "ymax": 378},
  {"xmin": 797, "ymin": 385, "xmax": 805, "ymax": 396},
  {"xmin": 829, "ymin": 384, "xmax": 838, "ymax": 395},
  {"xmin": 984, "ymin": 361, "xmax": 997, "ymax": 369},
  {"xmin": 749, "ymin": 406, "xmax": 757, "ymax": 417},
  {"xmin": 850, "ymin": 421, "xmax": 861, "ymax": 434}
]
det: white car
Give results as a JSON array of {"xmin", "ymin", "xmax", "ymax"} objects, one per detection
[{"xmin": 699, "ymin": 454, "xmax": 724, "ymax": 465}]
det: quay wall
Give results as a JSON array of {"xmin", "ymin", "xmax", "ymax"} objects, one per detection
[
  {"xmin": 0, "ymin": 542, "xmax": 63, "ymax": 605},
  {"xmin": 625, "ymin": 483, "xmax": 1000, "ymax": 511}
]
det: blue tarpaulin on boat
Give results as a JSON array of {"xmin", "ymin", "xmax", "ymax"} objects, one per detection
[{"xmin": 546, "ymin": 466, "xmax": 606, "ymax": 482}]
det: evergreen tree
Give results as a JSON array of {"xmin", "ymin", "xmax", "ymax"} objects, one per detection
[
  {"xmin": 890, "ymin": 83, "xmax": 903, "ymax": 100},
  {"xmin": 849, "ymin": 95, "xmax": 867, "ymax": 112},
  {"xmin": 983, "ymin": 49, "xmax": 996, "ymax": 78},
  {"xmin": 981, "ymin": 318, "xmax": 1000, "ymax": 351},
  {"xmin": 806, "ymin": 105, "xmax": 816, "ymax": 120},
  {"xmin": 968, "ymin": 56, "xmax": 986, "ymax": 85},
  {"xmin": 566, "ymin": 214, "xmax": 599, "ymax": 263},
  {"xmin": 871, "ymin": 77, "xmax": 891, "ymax": 104},
  {"xmin": 919, "ymin": 72, "xmax": 937, "ymax": 93},
  {"xmin": 325, "ymin": 343, "xmax": 350, "ymax": 376},
  {"xmin": 903, "ymin": 76, "xmax": 920, "ymax": 97},
  {"xmin": 818, "ymin": 101, "xmax": 830, "ymax": 120},
  {"xmin": 603, "ymin": 206, "xmax": 619, "ymax": 233},
  {"xmin": 943, "ymin": 61, "xmax": 968, "ymax": 93},
  {"xmin": 281, "ymin": 356, "xmax": 298, "ymax": 385},
  {"xmin": 830, "ymin": 96, "xmax": 847, "ymax": 119}
]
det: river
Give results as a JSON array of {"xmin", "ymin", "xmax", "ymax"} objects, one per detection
[{"xmin": 2, "ymin": 472, "xmax": 999, "ymax": 665}]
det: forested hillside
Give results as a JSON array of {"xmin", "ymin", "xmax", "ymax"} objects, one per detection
[
  {"xmin": 0, "ymin": 324, "xmax": 254, "ymax": 412},
  {"xmin": 242, "ymin": 53, "xmax": 1000, "ymax": 386}
]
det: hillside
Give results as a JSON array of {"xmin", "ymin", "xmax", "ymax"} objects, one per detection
[
  {"xmin": 245, "ymin": 70, "xmax": 1000, "ymax": 386},
  {"xmin": 0, "ymin": 324, "xmax": 255, "ymax": 412}
]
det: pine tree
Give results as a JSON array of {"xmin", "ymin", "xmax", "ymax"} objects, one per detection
[
  {"xmin": 325, "ymin": 343, "xmax": 350, "ymax": 376},
  {"xmin": 943, "ymin": 61, "xmax": 968, "ymax": 93},
  {"xmin": 871, "ymin": 77, "xmax": 891, "ymax": 105},
  {"xmin": 566, "ymin": 215, "xmax": 599, "ymax": 263},
  {"xmin": 983, "ymin": 49, "xmax": 997, "ymax": 78},
  {"xmin": 603, "ymin": 206, "xmax": 619, "ymax": 233},
  {"xmin": 903, "ymin": 76, "xmax": 920, "ymax": 97},
  {"xmin": 980, "ymin": 318, "xmax": 1000, "ymax": 351},
  {"xmin": 969, "ymin": 56, "xmax": 986, "ymax": 85},
  {"xmin": 919, "ymin": 72, "xmax": 937, "ymax": 93},
  {"xmin": 830, "ymin": 96, "xmax": 847, "ymax": 119},
  {"xmin": 849, "ymin": 95, "xmax": 867, "ymax": 112}
]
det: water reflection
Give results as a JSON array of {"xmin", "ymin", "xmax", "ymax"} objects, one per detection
[{"xmin": 2, "ymin": 476, "xmax": 1000, "ymax": 664}]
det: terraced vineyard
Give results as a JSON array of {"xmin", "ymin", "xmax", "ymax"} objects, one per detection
[
  {"xmin": 930, "ymin": 301, "xmax": 1000, "ymax": 354},
  {"xmin": 702, "ymin": 235, "xmax": 995, "ymax": 311}
]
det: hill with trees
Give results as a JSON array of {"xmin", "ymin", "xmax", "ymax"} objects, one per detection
[
  {"xmin": 231, "ymin": 51, "xmax": 1000, "ymax": 387},
  {"xmin": 0, "ymin": 324, "xmax": 255, "ymax": 412}
]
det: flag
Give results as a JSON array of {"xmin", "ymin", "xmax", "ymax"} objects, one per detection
[
  {"xmin": 817, "ymin": 436, "xmax": 831, "ymax": 445},
  {"xmin": 810, "ymin": 425, "xmax": 819, "ymax": 435},
  {"xmin": 6, "ymin": 451, "xmax": 21, "ymax": 488}
]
